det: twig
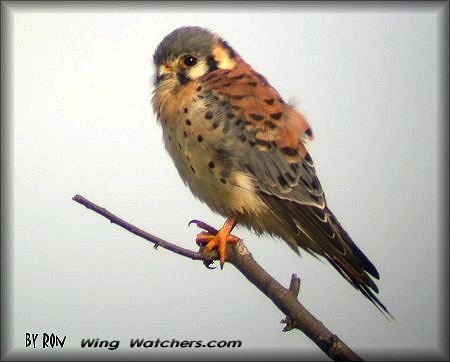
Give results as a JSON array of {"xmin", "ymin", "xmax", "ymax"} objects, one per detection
[
  {"xmin": 72, "ymin": 194, "xmax": 363, "ymax": 361},
  {"xmin": 281, "ymin": 274, "xmax": 301, "ymax": 332}
]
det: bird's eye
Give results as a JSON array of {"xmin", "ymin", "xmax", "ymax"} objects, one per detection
[{"xmin": 182, "ymin": 55, "xmax": 197, "ymax": 67}]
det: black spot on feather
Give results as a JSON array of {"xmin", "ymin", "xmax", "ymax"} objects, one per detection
[
  {"xmin": 265, "ymin": 120, "xmax": 277, "ymax": 129},
  {"xmin": 230, "ymin": 94, "xmax": 246, "ymax": 100},
  {"xmin": 285, "ymin": 172, "xmax": 296, "ymax": 183},
  {"xmin": 281, "ymin": 147, "xmax": 297, "ymax": 157},
  {"xmin": 250, "ymin": 113, "xmax": 264, "ymax": 121},
  {"xmin": 270, "ymin": 112, "xmax": 282, "ymax": 120},
  {"xmin": 238, "ymin": 134, "xmax": 247, "ymax": 142},
  {"xmin": 311, "ymin": 177, "xmax": 320, "ymax": 190},
  {"xmin": 277, "ymin": 175, "xmax": 288, "ymax": 188},
  {"xmin": 290, "ymin": 162, "xmax": 300, "ymax": 172},
  {"xmin": 256, "ymin": 139, "xmax": 272, "ymax": 149}
]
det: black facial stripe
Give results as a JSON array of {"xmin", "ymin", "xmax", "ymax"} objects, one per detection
[
  {"xmin": 177, "ymin": 71, "xmax": 190, "ymax": 84},
  {"xmin": 206, "ymin": 55, "xmax": 218, "ymax": 72},
  {"xmin": 219, "ymin": 39, "xmax": 236, "ymax": 59}
]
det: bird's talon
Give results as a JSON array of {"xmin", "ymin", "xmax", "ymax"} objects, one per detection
[
  {"xmin": 188, "ymin": 219, "xmax": 200, "ymax": 227},
  {"xmin": 191, "ymin": 217, "xmax": 237, "ymax": 268},
  {"xmin": 188, "ymin": 219, "xmax": 219, "ymax": 234},
  {"xmin": 281, "ymin": 316, "xmax": 296, "ymax": 332},
  {"xmin": 203, "ymin": 259, "xmax": 216, "ymax": 269}
]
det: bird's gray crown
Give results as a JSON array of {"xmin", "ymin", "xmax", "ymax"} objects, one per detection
[{"xmin": 153, "ymin": 26, "xmax": 215, "ymax": 65}]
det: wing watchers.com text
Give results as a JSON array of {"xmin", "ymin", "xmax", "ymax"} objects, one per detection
[{"xmin": 81, "ymin": 338, "xmax": 242, "ymax": 350}]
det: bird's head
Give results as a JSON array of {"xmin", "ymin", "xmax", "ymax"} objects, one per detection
[{"xmin": 153, "ymin": 26, "xmax": 239, "ymax": 87}]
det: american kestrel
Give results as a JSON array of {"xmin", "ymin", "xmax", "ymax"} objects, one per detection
[{"xmin": 152, "ymin": 26, "xmax": 390, "ymax": 316}]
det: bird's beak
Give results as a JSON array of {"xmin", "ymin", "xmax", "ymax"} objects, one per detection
[{"xmin": 156, "ymin": 64, "xmax": 174, "ymax": 84}]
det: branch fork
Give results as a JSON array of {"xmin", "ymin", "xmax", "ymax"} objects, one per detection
[{"xmin": 281, "ymin": 273, "xmax": 301, "ymax": 332}]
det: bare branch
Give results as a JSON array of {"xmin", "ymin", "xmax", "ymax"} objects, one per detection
[
  {"xmin": 72, "ymin": 194, "xmax": 216, "ymax": 262},
  {"xmin": 72, "ymin": 194, "xmax": 363, "ymax": 361}
]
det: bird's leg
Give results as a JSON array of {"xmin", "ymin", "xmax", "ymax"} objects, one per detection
[{"xmin": 191, "ymin": 216, "xmax": 238, "ymax": 268}]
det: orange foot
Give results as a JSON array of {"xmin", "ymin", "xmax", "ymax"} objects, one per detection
[{"xmin": 189, "ymin": 217, "xmax": 238, "ymax": 269}]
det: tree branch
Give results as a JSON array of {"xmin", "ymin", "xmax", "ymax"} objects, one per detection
[{"xmin": 72, "ymin": 194, "xmax": 362, "ymax": 361}]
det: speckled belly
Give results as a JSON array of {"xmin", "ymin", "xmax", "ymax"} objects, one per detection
[{"xmin": 161, "ymin": 101, "xmax": 267, "ymax": 219}]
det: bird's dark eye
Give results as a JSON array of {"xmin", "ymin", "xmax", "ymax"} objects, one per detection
[{"xmin": 182, "ymin": 55, "xmax": 197, "ymax": 67}]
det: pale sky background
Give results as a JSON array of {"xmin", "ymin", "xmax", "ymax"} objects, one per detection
[{"xmin": 4, "ymin": 2, "xmax": 448, "ymax": 360}]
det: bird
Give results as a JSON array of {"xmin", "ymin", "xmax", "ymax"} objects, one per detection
[{"xmin": 152, "ymin": 26, "xmax": 391, "ymax": 317}]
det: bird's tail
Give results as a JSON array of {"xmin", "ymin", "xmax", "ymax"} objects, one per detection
[
  {"xmin": 261, "ymin": 194, "xmax": 393, "ymax": 319},
  {"xmin": 322, "ymin": 208, "xmax": 394, "ymax": 320},
  {"xmin": 325, "ymin": 247, "xmax": 393, "ymax": 319}
]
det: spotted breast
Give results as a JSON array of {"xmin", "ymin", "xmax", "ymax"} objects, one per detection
[{"xmin": 154, "ymin": 74, "xmax": 269, "ymax": 220}]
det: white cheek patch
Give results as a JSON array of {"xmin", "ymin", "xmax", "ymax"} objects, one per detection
[{"xmin": 187, "ymin": 60, "xmax": 209, "ymax": 80}]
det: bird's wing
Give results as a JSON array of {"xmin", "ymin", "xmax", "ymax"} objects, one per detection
[
  {"xmin": 200, "ymin": 63, "xmax": 391, "ymax": 317},
  {"xmin": 199, "ymin": 63, "xmax": 320, "ymax": 204}
]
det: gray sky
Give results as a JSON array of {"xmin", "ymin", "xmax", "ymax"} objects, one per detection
[{"xmin": 5, "ymin": 2, "xmax": 447, "ymax": 360}]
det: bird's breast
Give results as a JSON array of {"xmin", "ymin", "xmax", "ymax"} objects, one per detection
[{"xmin": 153, "ymin": 83, "xmax": 267, "ymax": 218}]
